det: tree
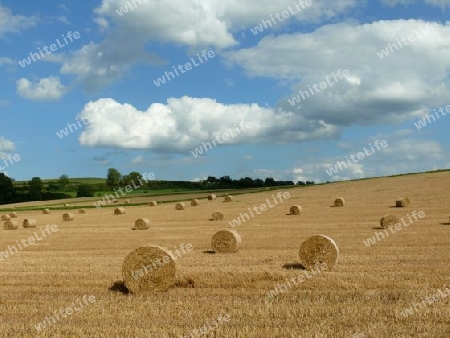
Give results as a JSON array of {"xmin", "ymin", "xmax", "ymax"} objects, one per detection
[
  {"xmin": 0, "ymin": 173, "xmax": 15, "ymax": 204},
  {"xmin": 128, "ymin": 171, "xmax": 143, "ymax": 183},
  {"xmin": 28, "ymin": 177, "xmax": 44, "ymax": 201},
  {"xmin": 59, "ymin": 174, "xmax": 69, "ymax": 192},
  {"xmin": 77, "ymin": 184, "xmax": 94, "ymax": 197},
  {"xmin": 106, "ymin": 168, "xmax": 122, "ymax": 189}
]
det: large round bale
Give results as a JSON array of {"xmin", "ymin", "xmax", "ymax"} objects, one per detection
[
  {"xmin": 175, "ymin": 202, "xmax": 185, "ymax": 210},
  {"xmin": 208, "ymin": 194, "xmax": 216, "ymax": 201},
  {"xmin": 1, "ymin": 214, "xmax": 11, "ymax": 221},
  {"xmin": 4, "ymin": 220, "xmax": 18, "ymax": 230},
  {"xmin": 114, "ymin": 207, "xmax": 126, "ymax": 215},
  {"xmin": 380, "ymin": 214, "xmax": 399, "ymax": 229},
  {"xmin": 334, "ymin": 197, "xmax": 345, "ymax": 207},
  {"xmin": 122, "ymin": 245, "xmax": 176, "ymax": 294},
  {"xmin": 224, "ymin": 195, "xmax": 233, "ymax": 202},
  {"xmin": 135, "ymin": 218, "xmax": 150, "ymax": 230},
  {"xmin": 396, "ymin": 197, "xmax": 410, "ymax": 207},
  {"xmin": 42, "ymin": 209, "xmax": 50, "ymax": 214},
  {"xmin": 191, "ymin": 199, "xmax": 199, "ymax": 206},
  {"xmin": 290, "ymin": 205, "xmax": 302, "ymax": 215},
  {"xmin": 148, "ymin": 201, "xmax": 157, "ymax": 206},
  {"xmin": 299, "ymin": 234, "xmax": 339, "ymax": 271},
  {"xmin": 10, "ymin": 212, "xmax": 18, "ymax": 218},
  {"xmin": 211, "ymin": 230, "xmax": 241, "ymax": 253},
  {"xmin": 62, "ymin": 213, "xmax": 75, "ymax": 221},
  {"xmin": 23, "ymin": 219, "xmax": 37, "ymax": 228},
  {"xmin": 78, "ymin": 209, "xmax": 86, "ymax": 214},
  {"xmin": 212, "ymin": 211, "xmax": 224, "ymax": 221}
]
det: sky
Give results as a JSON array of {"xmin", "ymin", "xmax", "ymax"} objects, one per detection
[{"xmin": 0, "ymin": 0, "xmax": 449, "ymax": 183}]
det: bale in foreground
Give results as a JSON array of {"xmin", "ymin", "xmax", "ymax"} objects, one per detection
[
  {"xmin": 290, "ymin": 205, "xmax": 302, "ymax": 215},
  {"xmin": 62, "ymin": 213, "xmax": 75, "ymax": 221},
  {"xmin": 224, "ymin": 195, "xmax": 233, "ymax": 202},
  {"xmin": 114, "ymin": 207, "xmax": 126, "ymax": 215},
  {"xmin": 396, "ymin": 197, "xmax": 410, "ymax": 207},
  {"xmin": 4, "ymin": 220, "xmax": 18, "ymax": 230},
  {"xmin": 212, "ymin": 211, "xmax": 224, "ymax": 221},
  {"xmin": 334, "ymin": 197, "xmax": 345, "ymax": 207},
  {"xmin": 122, "ymin": 245, "xmax": 176, "ymax": 294},
  {"xmin": 211, "ymin": 230, "xmax": 241, "ymax": 253},
  {"xmin": 1, "ymin": 214, "xmax": 10, "ymax": 221},
  {"xmin": 380, "ymin": 214, "xmax": 399, "ymax": 229},
  {"xmin": 23, "ymin": 219, "xmax": 37, "ymax": 228},
  {"xmin": 191, "ymin": 199, "xmax": 199, "ymax": 206},
  {"xmin": 175, "ymin": 202, "xmax": 185, "ymax": 210},
  {"xmin": 135, "ymin": 218, "xmax": 150, "ymax": 230},
  {"xmin": 299, "ymin": 234, "xmax": 339, "ymax": 270},
  {"xmin": 149, "ymin": 201, "xmax": 157, "ymax": 206},
  {"xmin": 208, "ymin": 194, "xmax": 216, "ymax": 201},
  {"xmin": 9, "ymin": 212, "xmax": 18, "ymax": 218}
]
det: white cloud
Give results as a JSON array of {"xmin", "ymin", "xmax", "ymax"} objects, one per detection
[
  {"xmin": 0, "ymin": 136, "xmax": 15, "ymax": 152},
  {"xmin": 0, "ymin": 57, "xmax": 14, "ymax": 65},
  {"xmin": 16, "ymin": 77, "xmax": 68, "ymax": 101},
  {"xmin": 0, "ymin": 5, "xmax": 38, "ymax": 37},
  {"xmin": 380, "ymin": 0, "xmax": 450, "ymax": 9},
  {"xmin": 131, "ymin": 155, "xmax": 145, "ymax": 164}
]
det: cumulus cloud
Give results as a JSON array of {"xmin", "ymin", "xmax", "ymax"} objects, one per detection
[
  {"xmin": 0, "ymin": 5, "xmax": 38, "ymax": 37},
  {"xmin": 0, "ymin": 57, "xmax": 14, "ymax": 66},
  {"xmin": 16, "ymin": 77, "xmax": 68, "ymax": 101},
  {"xmin": 0, "ymin": 136, "xmax": 15, "ymax": 152}
]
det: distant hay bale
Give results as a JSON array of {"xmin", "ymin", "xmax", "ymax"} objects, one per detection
[
  {"xmin": 114, "ymin": 207, "xmax": 126, "ymax": 215},
  {"xmin": 290, "ymin": 205, "xmax": 302, "ymax": 215},
  {"xmin": 4, "ymin": 220, "xmax": 18, "ymax": 230},
  {"xmin": 125, "ymin": 199, "xmax": 131, "ymax": 204},
  {"xmin": 224, "ymin": 195, "xmax": 233, "ymax": 202},
  {"xmin": 64, "ymin": 203, "xmax": 70, "ymax": 207},
  {"xmin": 149, "ymin": 201, "xmax": 158, "ymax": 206},
  {"xmin": 10, "ymin": 206, "xmax": 15, "ymax": 210},
  {"xmin": 211, "ymin": 230, "xmax": 241, "ymax": 253},
  {"xmin": 9, "ymin": 212, "xmax": 18, "ymax": 218},
  {"xmin": 191, "ymin": 199, "xmax": 199, "ymax": 206},
  {"xmin": 62, "ymin": 213, "xmax": 75, "ymax": 221},
  {"xmin": 299, "ymin": 234, "xmax": 339, "ymax": 271},
  {"xmin": 23, "ymin": 219, "xmax": 37, "ymax": 228},
  {"xmin": 175, "ymin": 202, "xmax": 185, "ymax": 210},
  {"xmin": 208, "ymin": 194, "xmax": 216, "ymax": 201},
  {"xmin": 135, "ymin": 218, "xmax": 150, "ymax": 230},
  {"xmin": 42, "ymin": 209, "xmax": 50, "ymax": 214},
  {"xmin": 212, "ymin": 211, "xmax": 224, "ymax": 221},
  {"xmin": 1, "ymin": 214, "xmax": 11, "ymax": 221},
  {"xmin": 114, "ymin": 200, "xmax": 119, "ymax": 203},
  {"xmin": 122, "ymin": 245, "xmax": 176, "ymax": 294},
  {"xmin": 396, "ymin": 197, "xmax": 410, "ymax": 207},
  {"xmin": 334, "ymin": 197, "xmax": 345, "ymax": 207},
  {"xmin": 78, "ymin": 209, "xmax": 86, "ymax": 214},
  {"xmin": 380, "ymin": 214, "xmax": 399, "ymax": 229}
]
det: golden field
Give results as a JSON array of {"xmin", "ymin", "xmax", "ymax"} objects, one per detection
[{"xmin": 1, "ymin": 171, "xmax": 449, "ymax": 337}]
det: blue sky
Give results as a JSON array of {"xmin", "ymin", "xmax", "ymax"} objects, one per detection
[{"xmin": 0, "ymin": 0, "xmax": 449, "ymax": 183}]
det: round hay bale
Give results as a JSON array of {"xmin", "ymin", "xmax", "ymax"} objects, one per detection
[
  {"xmin": 42, "ymin": 209, "xmax": 50, "ymax": 214},
  {"xmin": 135, "ymin": 218, "xmax": 150, "ymax": 230},
  {"xmin": 4, "ymin": 220, "xmax": 18, "ymax": 230},
  {"xmin": 114, "ymin": 207, "xmax": 126, "ymax": 215},
  {"xmin": 207, "ymin": 194, "xmax": 216, "ymax": 201},
  {"xmin": 1, "ymin": 214, "xmax": 11, "ymax": 221},
  {"xmin": 114, "ymin": 200, "xmax": 119, "ymax": 203},
  {"xmin": 334, "ymin": 197, "xmax": 345, "ymax": 207},
  {"xmin": 78, "ymin": 209, "xmax": 86, "ymax": 214},
  {"xmin": 396, "ymin": 197, "xmax": 410, "ymax": 207},
  {"xmin": 224, "ymin": 195, "xmax": 233, "ymax": 202},
  {"xmin": 149, "ymin": 201, "xmax": 157, "ymax": 206},
  {"xmin": 290, "ymin": 205, "xmax": 302, "ymax": 215},
  {"xmin": 9, "ymin": 212, "xmax": 18, "ymax": 218},
  {"xmin": 125, "ymin": 199, "xmax": 131, "ymax": 204},
  {"xmin": 64, "ymin": 203, "xmax": 70, "ymax": 207},
  {"xmin": 211, "ymin": 230, "xmax": 241, "ymax": 253},
  {"xmin": 175, "ymin": 202, "xmax": 185, "ymax": 210},
  {"xmin": 62, "ymin": 213, "xmax": 75, "ymax": 221},
  {"xmin": 380, "ymin": 214, "xmax": 399, "ymax": 229},
  {"xmin": 299, "ymin": 234, "xmax": 339, "ymax": 271},
  {"xmin": 191, "ymin": 199, "xmax": 199, "ymax": 206},
  {"xmin": 23, "ymin": 219, "xmax": 37, "ymax": 228},
  {"xmin": 122, "ymin": 245, "xmax": 176, "ymax": 294},
  {"xmin": 212, "ymin": 211, "xmax": 224, "ymax": 221}
]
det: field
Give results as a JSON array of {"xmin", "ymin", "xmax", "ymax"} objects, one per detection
[{"xmin": 1, "ymin": 171, "xmax": 449, "ymax": 337}]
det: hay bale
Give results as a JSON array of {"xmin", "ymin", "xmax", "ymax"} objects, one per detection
[
  {"xmin": 62, "ymin": 213, "xmax": 75, "ymax": 221},
  {"xmin": 114, "ymin": 207, "xmax": 126, "ymax": 215},
  {"xmin": 135, "ymin": 218, "xmax": 150, "ymax": 230},
  {"xmin": 9, "ymin": 212, "xmax": 18, "ymax": 218},
  {"xmin": 212, "ymin": 211, "xmax": 224, "ymax": 221},
  {"xmin": 64, "ymin": 203, "xmax": 70, "ymax": 207},
  {"xmin": 1, "ymin": 214, "xmax": 11, "ymax": 221},
  {"xmin": 396, "ymin": 197, "xmax": 410, "ymax": 207},
  {"xmin": 334, "ymin": 197, "xmax": 345, "ymax": 207},
  {"xmin": 42, "ymin": 209, "xmax": 50, "ymax": 214},
  {"xmin": 149, "ymin": 201, "xmax": 157, "ymax": 206},
  {"xmin": 224, "ymin": 195, "xmax": 233, "ymax": 202},
  {"xmin": 114, "ymin": 200, "xmax": 119, "ymax": 203},
  {"xmin": 4, "ymin": 220, "xmax": 18, "ymax": 230},
  {"xmin": 191, "ymin": 199, "xmax": 199, "ymax": 206},
  {"xmin": 299, "ymin": 234, "xmax": 339, "ymax": 270},
  {"xmin": 78, "ymin": 209, "xmax": 86, "ymax": 214},
  {"xmin": 290, "ymin": 205, "xmax": 302, "ymax": 215},
  {"xmin": 211, "ymin": 230, "xmax": 241, "ymax": 253},
  {"xmin": 122, "ymin": 245, "xmax": 176, "ymax": 294},
  {"xmin": 380, "ymin": 214, "xmax": 399, "ymax": 229},
  {"xmin": 23, "ymin": 219, "xmax": 37, "ymax": 228},
  {"xmin": 175, "ymin": 202, "xmax": 185, "ymax": 210},
  {"xmin": 10, "ymin": 206, "xmax": 15, "ymax": 210},
  {"xmin": 208, "ymin": 194, "xmax": 216, "ymax": 201},
  {"xmin": 125, "ymin": 199, "xmax": 131, "ymax": 204}
]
